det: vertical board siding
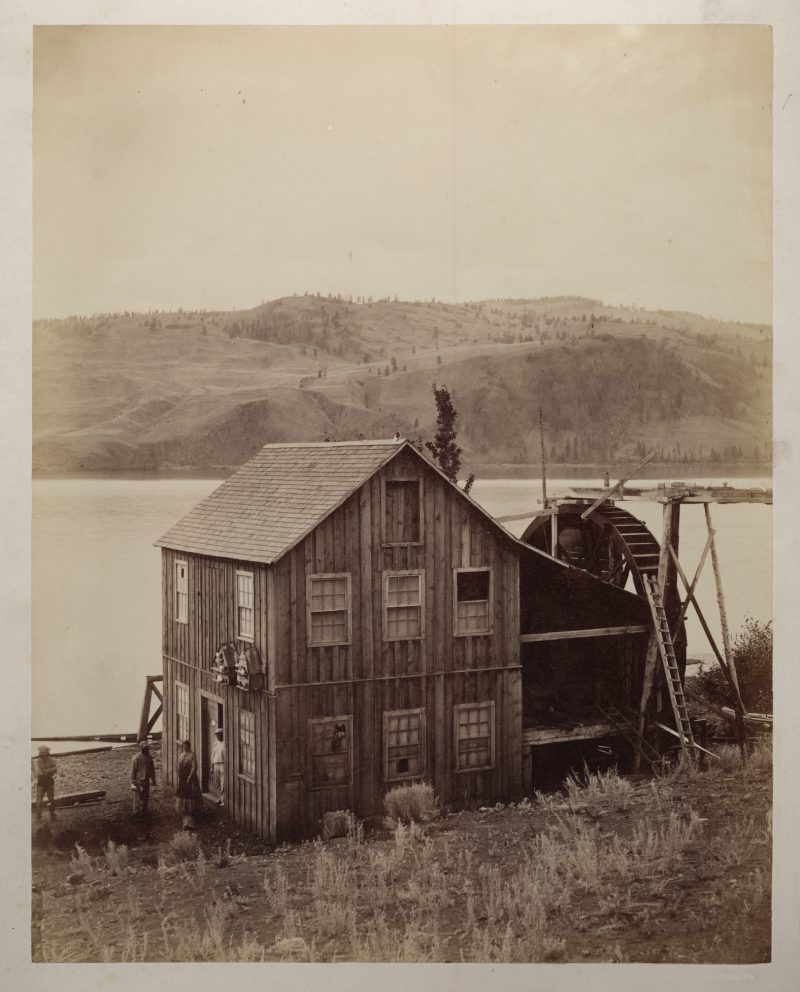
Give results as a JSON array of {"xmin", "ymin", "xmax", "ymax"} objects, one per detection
[
  {"xmin": 268, "ymin": 451, "xmax": 522, "ymax": 838},
  {"xmin": 163, "ymin": 448, "xmax": 523, "ymax": 843},
  {"xmin": 161, "ymin": 548, "xmax": 274, "ymax": 844}
]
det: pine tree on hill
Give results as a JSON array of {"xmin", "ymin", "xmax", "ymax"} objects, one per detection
[{"xmin": 425, "ymin": 385, "xmax": 475, "ymax": 494}]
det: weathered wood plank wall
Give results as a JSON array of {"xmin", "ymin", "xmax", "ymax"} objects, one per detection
[
  {"xmin": 162, "ymin": 447, "xmax": 523, "ymax": 842},
  {"xmin": 270, "ymin": 449, "xmax": 522, "ymax": 838},
  {"xmin": 161, "ymin": 548, "xmax": 274, "ymax": 842}
]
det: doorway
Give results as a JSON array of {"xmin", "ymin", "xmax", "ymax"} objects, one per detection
[{"xmin": 200, "ymin": 694, "xmax": 224, "ymax": 794}]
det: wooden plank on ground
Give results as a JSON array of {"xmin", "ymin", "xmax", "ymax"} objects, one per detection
[{"xmin": 31, "ymin": 790, "xmax": 106, "ymax": 810}]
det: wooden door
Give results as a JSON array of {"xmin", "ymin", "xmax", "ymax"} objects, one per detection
[{"xmin": 200, "ymin": 694, "xmax": 223, "ymax": 793}]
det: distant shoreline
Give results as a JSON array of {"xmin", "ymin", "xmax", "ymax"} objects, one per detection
[
  {"xmin": 32, "ymin": 461, "xmax": 773, "ymax": 483},
  {"xmin": 468, "ymin": 462, "xmax": 772, "ymax": 481}
]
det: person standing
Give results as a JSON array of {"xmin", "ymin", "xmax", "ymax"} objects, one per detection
[
  {"xmin": 33, "ymin": 745, "xmax": 57, "ymax": 821},
  {"xmin": 211, "ymin": 727, "xmax": 225, "ymax": 806},
  {"xmin": 130, "ymin": 740, "xmax": 157, "ymax": 816},
  {"xmin": 175, "ymin": 739, "xmax": 203, "ymax": 829}
]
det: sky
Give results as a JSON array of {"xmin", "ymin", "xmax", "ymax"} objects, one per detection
[{"xmin": 33, "ymin": 25, "xmax": 773, "ymax": 323}]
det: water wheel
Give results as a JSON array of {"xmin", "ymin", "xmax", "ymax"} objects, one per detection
[{"xmin": 521, "ymin": 500, "xmax": 661, "ymax": 598}]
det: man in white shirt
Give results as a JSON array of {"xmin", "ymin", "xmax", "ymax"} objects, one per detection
[{"xmin": 211, "ymin": 728, "xmax": 225, "ymax": 806}]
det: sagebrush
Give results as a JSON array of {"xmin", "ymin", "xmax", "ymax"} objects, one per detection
[{"xmin": 383, "ymin": 782, "xmax": 439, "ymax": 824}]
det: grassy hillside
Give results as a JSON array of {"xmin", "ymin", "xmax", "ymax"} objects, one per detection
[
  {"xmin": 33, "ymin": 741, "xmax": 771, "ymax": 963},
  {"xmin": 32, "ymin": 295, "xmax": 772, "ymax": 475}
]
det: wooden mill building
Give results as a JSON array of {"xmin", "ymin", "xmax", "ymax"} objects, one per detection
[{"xmin": 156, "ymin": 439, "xmax": 650, "ymax": 843}]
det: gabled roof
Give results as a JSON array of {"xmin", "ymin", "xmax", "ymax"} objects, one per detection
[
  {"xmin": 155, "ymin": 440, "xmax": 404, "ymax": 564},
  {"xmin": 155, "ymin": 438, "xmax": 645, "ymax": 613}
]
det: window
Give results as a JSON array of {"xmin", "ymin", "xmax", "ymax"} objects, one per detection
[
  {"xmin": 384, "ymin": 709, "xmax": 426, "ymax": 782},
  {"xmin": 307, "ymin": 574, "xmax": 351, "ymax": 645},
  {"xmin": 454, "ymin": 568, "xmax": 492, "ymax": 636},
  {"xmin": 238, "ymin": 709, "xmax": 256, "ymax": 781},
  {"xmin": 455, "ymin": 701, "xmax": 495, "ymax": 772},
  {"xmin": 384, "ymin": 571, "xmax": 424, "ymax": 640},
  {"xmin": 175, "ymin": 560, "xmax": 188, "ymax": 624},
  {"xmin": 236, "ymin": 571, "xmax": 254, "ymax": 641},
  {"xmin": 309, "ymin": 716, "xmax": 352, "ymax": 788},
  {"xmin": 383, "ymin": 479, "xmax": 422, "ymax": 545},
  {"xmin": 175, "ymin": 681, "xmax": 189, "ymax": 743}
]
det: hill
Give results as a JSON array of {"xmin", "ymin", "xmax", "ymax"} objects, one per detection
[{"xmin": 32, "ymin": 295, "xmax": 772, "ymax": 476}]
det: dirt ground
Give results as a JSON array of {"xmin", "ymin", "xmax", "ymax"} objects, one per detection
[
  {"xmin": 31, "ymin": 744, "xmax": 266, "ymax": 857},
  {"xmin": 31, "ymin": 742, "xmax": 772, "ymax": 963}
]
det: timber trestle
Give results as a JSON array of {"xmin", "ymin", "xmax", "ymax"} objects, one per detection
[
  {"xmin": 138, "ymin": 675, "xmax": 164, "ymax": 742},
  {"xmin": 515, "ymin": 468, "xmax": 770, "ymax": 763}
]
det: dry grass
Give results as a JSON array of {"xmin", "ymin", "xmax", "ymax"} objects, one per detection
[
  {"xmin": 103, "ymin": 840, "xmax": 130, "ymax": 877},
  {"xmin": 383, "ymin": 782, "xmax": 439, "ymax": 824},
  {"xmin": 166, "ymin": 831, "xmax": 200, "ymax": 863},
  {"xmin": 564, "ymin": 764, "xmax": 636, "ymax": 814},
  {"xmin": 38, "ymin": 754, "xmax": 771, "ymax": 964}
]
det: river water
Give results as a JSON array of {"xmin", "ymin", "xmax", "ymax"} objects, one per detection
[{"xmin": 32, "ymin": 476, "xmax": 772, "ymax": 737}]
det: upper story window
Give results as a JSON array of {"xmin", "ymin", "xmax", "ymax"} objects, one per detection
[
  {"xmin": 454, "ymin": 568, "xmax": 493, "ymax": 636},
  {"xmin": 174, "ymin": 560, "xmax": 188, "ymax": 624},
  {"xmin": 309, "ymin": 716, "xmax": 352, "ymax": 788},
  {"xmin": 307, "ymin": 573, "xmax": 351, "ymax": 646},
  {"xmin": 384, "ymin": 570, "xmax": 424, "ymax": 641},
  {"xmin": 455, "ymin": 701, "xmax": 495, "ymax": 772},
  {"xmin": 384, "ymin": 708, "xmax": 426, "ymax": 782},
  {"xmin": 383, "ymin": 479, "xmax": 422, "ymax": 545},
  {"xmin": 236, "ymin": 571, "xmax": 254, "ymax": 641}
]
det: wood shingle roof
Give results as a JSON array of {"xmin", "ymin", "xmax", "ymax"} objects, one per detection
[{"xmin": 155, "ymin": 440, "xmax": 404, "ymax": 564}]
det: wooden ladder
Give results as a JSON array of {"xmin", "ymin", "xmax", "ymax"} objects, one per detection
[
  {"xmin": 642, "ymin": 572, "xmax": 695, "ymax": 753},
  {"xmin": 595, "ymin": 702, "xmax": 663, "ymax": 770}
]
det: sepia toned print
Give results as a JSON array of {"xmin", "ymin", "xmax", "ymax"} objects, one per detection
[{"xmin": 31, "ymin": 24, "xmax": 772, "ymax": 964}]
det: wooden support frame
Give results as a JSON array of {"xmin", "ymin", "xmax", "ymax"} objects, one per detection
[
  {"xmin": 520, "ymin": 624, "xmax": 648, "ymax": 643},
  {"xmin": 673, "ymin": 533, "xmax": 713, "ymax": 640},
  {"xmin": 668, "ymin": 546, "xmax": 733, "ymax": 683},
  {"xmin": 704, "ymin": 504, "xmax": 748, "ymax": 756},
  {"xmin": 138, "ymin": 675, "xmax": 164, "ymax": 742},
  {"xmin": 580, "ymin": 450, "xmax": 657, "ymax": 519},
  {"xmin": 522, "ymin": 721, "xmax": 616, "ymax": 745},
  {"xmin": 633, "ymin": 630, "xmax": 661, "ymax": 773},
  {"xmin": 635, "ymin": 499, "xmax": 682, "ymax": 768}
]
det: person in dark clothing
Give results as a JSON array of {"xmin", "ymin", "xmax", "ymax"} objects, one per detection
[
  {"xmin": 33, "ymin": 745, "xmax": 57, "ymax": 821},
  {"xmin": 130, "ymin": 741, "xmax": 157, "ymax": 816},
  {"xmin": 175, "ymin": 739, "xmax": 203, "ymax": 829}
]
